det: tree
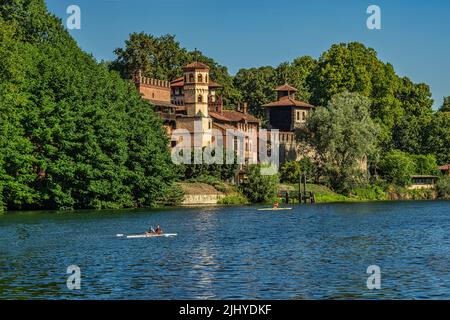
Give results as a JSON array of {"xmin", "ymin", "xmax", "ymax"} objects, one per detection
[
  {"xmin": 412, "ymin": 154, "xmax": 438, "ymax": 175},
  {"xmin": 307, "ymin": 42, "xmax": 434, "ymax": 152},
  {"xmin": 279, "ymin": 158, "xmax": 316, "ymax": 184},
  {"xmin": 379, "ymin": 150, "xmax": 416, "ymax": 186},
  {"xmin": 298, "ymin": 92, "xmax": 379, "ymax": 193},
  {"xmin": 422, "ymin": 112, "xmax": 450, "ymax": 165},
  {"xmin": 178, "ymin": 148, "xmax": 239, "ymax": 182},
  {"xmin": 280, "ymin": 161, "xmax": 302, "ymax": 184},
  {"xmin": 240, "ymin": 164, "xmax": 279, "ymax": 203},
  {"xmin": 110, "ymin": 33, "xmax": 241, "ymax": 108},
  {"xmin": 233, "ymin": 66, "xmax": 277, "ymax": 119},
  {"xmin": 274, "ymin": 56, "xmax": 317, "ymax": 102},
  {"xmin": 440, "ymin": 96, "xmax": 450, "ymax": 112},
  {"xmin": 0, "ymin": 0, "xmax": 178, "ymax": 210},
  {"xmin": 436, "ymin": 176, "xmax": 450, "ymax": 200}
]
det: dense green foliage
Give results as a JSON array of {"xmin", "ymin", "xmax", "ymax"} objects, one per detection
[
  {"xmin": 440, "ymin": 97, "xmax": 450, "ymax": 112},
  {"xmin": 240, "ymin": 165, "xmax": 279, "ymax": 203},
  {"xmin": 0, "ymin": 0, "xmax": 178, "ymax": 210},
  {"xmin": 436, "ymin": 176, "xmax": 450, "ymax": 200},
  {"xmin": 350, "ymin": 185, "xmax": 387, "ymax": 201},
  {"xmin": 233, "ymin": 43, "xmax": 444, "ymax": 157},
  {"xmin": 217, "ymin": 193, "xmax": 249, "ymax": 205},
  {"xmin": 378, "ymin": 150, "xmax": 440, "ymax": 187},
  {"xmin": 422, "ymin": 111, "xmax": 450, "ymax": 165},
  {"xmin": 279, "ymin": 158, "xmax": 316, "ymax": 184},
  {"xmin": 111, "ymin": 33, "xmax": 241, "ymax": 108},
  {"xmin": 176, "ymin": 148, "xmax": 239, "ymax": 182},
  {"xmin": 299, "ymin": 92, "xmax": 379, "ymax": 193}
]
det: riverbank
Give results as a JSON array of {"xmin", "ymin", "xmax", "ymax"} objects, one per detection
[{"xmin": 178, "ymin": 181, "xmax": 448, "ymax": 207}]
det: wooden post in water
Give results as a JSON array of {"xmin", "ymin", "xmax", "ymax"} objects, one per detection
[
  {"xmin": 303, "ymin": 174, "xmax": 307, "ymax": 204},
  {"xmin": 298, "ymin": 171, "xmax": 302, "ymax": 204}
]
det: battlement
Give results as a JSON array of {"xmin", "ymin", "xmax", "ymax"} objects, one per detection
[{"xmin": 138, "ymin": 76, "xmax": 170, "ymax": 88}]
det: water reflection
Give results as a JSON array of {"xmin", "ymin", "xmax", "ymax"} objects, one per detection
[{"xmin": 0, "ymin": 201, "xmax": 450, "ymax": 299}]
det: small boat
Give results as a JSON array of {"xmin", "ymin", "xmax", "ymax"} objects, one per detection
[
  {"xmin": 116, "ymin": 233, "xmax": 177, "ymax": 239},
  {"xmin": 257, "ymin": 207, "xmax": 293, "ymax": 211}
]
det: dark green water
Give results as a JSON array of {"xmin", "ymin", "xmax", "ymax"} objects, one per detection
[{"xmin": 1, "ymin": 201, "xmax": 450, "ymax": 299}]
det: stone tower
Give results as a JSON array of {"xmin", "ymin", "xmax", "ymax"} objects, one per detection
[{"xmin": 177, "ymin": 61, "xmax": 212, "ymax": 147}]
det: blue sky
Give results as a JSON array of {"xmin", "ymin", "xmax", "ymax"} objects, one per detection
[{"xmin": 45, "ymin": 0, "xmax": 450, "ymax": 109}]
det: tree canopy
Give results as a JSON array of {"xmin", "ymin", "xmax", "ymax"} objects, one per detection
[
  {"xmin": 111, "ymin": 33, "xmax": 241, "ymax": 108},
  {"xmin": 298, "ymin": 92, "xmax": 379, "ymax": 193},
  {"xmin": 0, "ymin": 0, "xmax": 178, "ymax": 210}
]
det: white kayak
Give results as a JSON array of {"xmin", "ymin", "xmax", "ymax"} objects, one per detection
[
  {"xmin": 258, "ymin": 208, "xmax": 293, "ymax": 211},
  {"xmin": 116, "ymin": 233, "xmax": 177, "ymax": 239}
]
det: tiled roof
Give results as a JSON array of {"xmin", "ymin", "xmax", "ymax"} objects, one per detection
[
  {"xmin": 170, "ymin": 77, "xmax": 184, "ymax": 87},
  {"xmin": 213, "ymin": 122, "xmax": 236, "ymax": 131},
  {"xmin": 438, "ymin": 164, "xmax": 450, "ymax": 170},
  {"xmin": 182, "ymin": 61, "xmax": 210, "ymax": 70},
  {"xmin": 210, "ymin": 110, "xmax": 260, "ymax": 123},
  {"xmin": 275, "ymin": 84, "xmax": 298, "ymax": 92},
  {"xmin": 263, "ymin": 97, "xmax": 314, "ymax": 108},
  {"xmin": 147, "ymin": 99, "xmax": 176, "ymax": 108}
]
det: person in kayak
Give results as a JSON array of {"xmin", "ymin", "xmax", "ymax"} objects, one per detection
[
  {"xmin": 155, "ymin": 225, "xmax": 163, "ymax": 235},
  {"xmin": 146, "ymin": 226, "xmax": 156, "ymax": 235}
]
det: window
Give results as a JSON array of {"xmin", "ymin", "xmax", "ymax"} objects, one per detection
[
  {"xmin": 296, "ymin": 111, "xmax": 301, "ymax": 122},
  {"xmin": 205, "ymin": 75, "xmax": 208, "ymax": 83},
  {"xmin": 189, "ymin": 73, "xmax": 194, "ymax": 82},
  {"xmin": 198, "ymin": 95, "xmax": 203, "ymax": 103},
  {"xmin": 198, "ymin": 74, "xmax": 203, "ymax": 83},
  {"xmin": 302, "ymin": 112, "xmax": 306, "ymax": 122},
  {"xmin": 208, "ymin": 121, "xmax": 211, "ymax": 129}
]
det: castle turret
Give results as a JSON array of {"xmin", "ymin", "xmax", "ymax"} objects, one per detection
[
  {"xmin": 182, "ymin": 61, "xmax": 211, "ymax": 117},
  {"xmin": 176, "ymin": 61, "xmax": 212, "ymax": 147}
]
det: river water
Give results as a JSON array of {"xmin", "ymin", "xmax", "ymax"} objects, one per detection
[{"xmin": 1, "ymin": 201, "xmax": 450, "ymax": 299}]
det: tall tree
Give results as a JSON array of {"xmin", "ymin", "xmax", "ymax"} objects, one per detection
[
  {"xmin": 0, "ymin": 0, "xmax": 178, "ymax": 210},
  {"xmin": 111, "ymin": 33, "xmax": 241, "ymax": 108},
  {"xmin": 440, "ymin": 96, "xmax": 450, "ymax": 112},
  {"xmin": 298, "ymin": 92, "xmax": 379, "ymax": 193},
  {"xmin": 233, "ymin": 66, "xmax": 277, "ymax": 119},
  {"xmin": 422, "ymin": 112, "xmax": 450, "ymax": 165}
]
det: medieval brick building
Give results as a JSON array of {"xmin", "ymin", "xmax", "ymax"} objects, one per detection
[
  {"xmin": 134, "ymin": 62, "xmax": 261, "ymax": 167},
  {"xmin": 263, "ymin": 84, "xmax": 315, "ymax": 163}
]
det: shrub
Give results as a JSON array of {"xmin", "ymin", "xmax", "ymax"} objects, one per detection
[
  {"xmin": 240, "ymin": 164, "xmax": 279, "ymax": 203},
  {"xmin": 350, "ymin": 185, "xmax": 386, "ymax": 201},
  {"xmin": 218, "ymin": 193, "xmax": 249, "ymax": 205},
  {"xmin": 436, "ymin": 176, "xmax": 450, "ymax": 199},
  {"xmin": 379, "ymin": 150, "xmax": 416, "ymax": 187}
]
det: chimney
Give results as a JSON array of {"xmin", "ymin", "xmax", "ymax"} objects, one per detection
[{"xmin": 243, "ymin": 102, "xmax": 248, "ymax": 114}]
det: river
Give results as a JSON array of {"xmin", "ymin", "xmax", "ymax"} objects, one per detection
[{"xmin": 1, "ymin": 201, "xmax": 450, "ymax": 299}]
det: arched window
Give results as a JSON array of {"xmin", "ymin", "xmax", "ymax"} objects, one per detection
[
  {"xmin": 198, "ymin": 95, "xmax": 203, "ymax": 103},
  {"xmin": 198, "ymin": 73, "xmax": 203, "ymax": 83},
  {"xmin": 205, "ymin": 75, "xmax": 208, "ymax": 83},
  {"xmin": 189, "ymin": 73, "xmax": 194, "ymax": 83}
]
